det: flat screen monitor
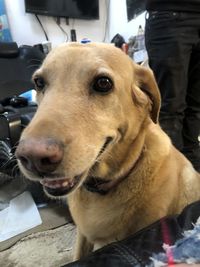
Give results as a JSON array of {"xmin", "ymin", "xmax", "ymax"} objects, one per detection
[{"xmin": 24, "ymin": 0, "xmax": 99, "ymax": 20}]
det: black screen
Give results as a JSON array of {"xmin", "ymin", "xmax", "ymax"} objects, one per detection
[{"xmin": 25, "ymin": 0, "xmax": 99, "ymax": 20}]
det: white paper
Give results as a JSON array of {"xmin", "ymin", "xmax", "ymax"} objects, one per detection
[{"xmin": 0, "ymin": 191, "xmax": 42, "ymax": 242}]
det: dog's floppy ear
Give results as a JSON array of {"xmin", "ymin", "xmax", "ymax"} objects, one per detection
[{"xmin": 133, "ymin": 64, "xmax": 161, "ymax": 123}]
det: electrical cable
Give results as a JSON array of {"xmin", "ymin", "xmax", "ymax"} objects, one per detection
[
  {"xmin": 35, "ymin": 14, "xmax": 49, "ymax": 41},
  {"xmin": 55, "ymin": 18, "xmax": 69, "ymax": 42},
  {"xmin": 103, "ymin": 0, "xmax": 110, "ymax": 42},
  {"xmin": 71, "ymin": 18, "xmax": 75, "ymax": 29}
]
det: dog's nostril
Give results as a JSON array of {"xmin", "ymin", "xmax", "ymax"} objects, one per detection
[
  {"xmin": 18, "ymin": 155, "xmax": 36, "ymax": 173},
  {"xmin": 41, "ymin": 157, "xmax": 52, "ymax": 166}
]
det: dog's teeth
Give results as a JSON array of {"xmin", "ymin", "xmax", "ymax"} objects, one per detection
[
  {"xmin": 54, "ymin": 183, "xmax": 62, "ymax": 188},
  {"xmin": 44, "ymin": 182, "xmax": 56, "ymax": 188},
  {"xmin": 69, "ymin": 181, "xmax": 74, "ymax": 188},
  {"xmin": 62, "ymin": 181, "xmax": 69, "ymax": 187},
  {"xmin": 40, "ymin": 178, "xmax": 75, "ymax": 189}
]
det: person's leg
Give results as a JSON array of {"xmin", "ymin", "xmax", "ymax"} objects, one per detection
[
  {"xmin": 145, "ymin": 11, "xmax": 192, "ymax": 150},
  {"xmin": 182, "ymin": 41, "xmax": 200, "ymax": 172}
]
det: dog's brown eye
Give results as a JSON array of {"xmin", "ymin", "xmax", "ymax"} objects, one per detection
[
  {"xmin": 34, "ymin": 77, "xmax": 46, "ymax": 91},
  {"xmin": 93, "ymin": 76, "xmax": 113, "ymax": 94}
]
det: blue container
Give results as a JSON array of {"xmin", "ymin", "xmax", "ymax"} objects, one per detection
[{"xmin": 80, "ymin": 38, "xmax": 91, "ymax": 44}]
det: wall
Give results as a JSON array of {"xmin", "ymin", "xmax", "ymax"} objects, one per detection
[
  {"xmin": 5, "ymin": 0, "xmax": 109, "ymax": 47},
  {"xmin": 5, "ymin": 0, "xmax": 145, "ymax": 48},
  {"xmin": 108, "ymin": 0, "xmax": 127, "ymax": 41},
  {"xmin": 108, "ymin": 0, "xmax": 145, "ymax": 42},
  {"xmin": 122, "ymin": 12, "xmax": 145, "ymax": 41}
]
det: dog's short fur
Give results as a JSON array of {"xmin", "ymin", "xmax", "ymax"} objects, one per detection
[{"xmin": 16, "ymin": 43, "xmax": 200, "ymax": 260}]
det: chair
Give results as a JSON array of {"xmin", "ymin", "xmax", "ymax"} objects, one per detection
[{"xmin": 0, "ymin": 42, "xmax": 45, "ymax": 100}]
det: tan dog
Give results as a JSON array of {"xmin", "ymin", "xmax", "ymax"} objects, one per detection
[{"xmin": 15, "ymin": 42, "xmax": 200, "ymax": 260}]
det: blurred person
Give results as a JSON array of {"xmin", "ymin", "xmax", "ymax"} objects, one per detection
[{"xmin": 145, "ymin": 0, "xmax": 200, "ymax": 172}]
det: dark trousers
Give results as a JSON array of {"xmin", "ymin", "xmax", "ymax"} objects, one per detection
[{"xmin": 145, "ymin": 11, "xmax": 200, "ymax": 170}]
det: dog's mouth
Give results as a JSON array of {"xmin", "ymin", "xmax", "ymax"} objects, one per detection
[
  {"xmin": 40, "ymin": 174, "xmax": 83, "ymax": 197},
  {"xmin": 97, "ymin": 136, "xmax": 113, "ymax": 158},
  {"xmin": 39, "ymin": 136, "xmax": 114, "ymax": 198}
]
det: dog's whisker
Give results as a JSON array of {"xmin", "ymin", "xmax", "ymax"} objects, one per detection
[
  {"xmin": 27, "ymin": 64, "xmax": 41, "ymax": 69},
  {"xmin": 12, "ymin": 141, "xmax": 20, "ymax": 150},
  {"xmin": 28, "ymin": 59, "xmax": 42, "ymax": 64},
  {"xmin": 0, "ymin": 158, "xmax": 16, "ymax": 169},
  {"xmin": 10, "ymin": 163, "xmax": 20, "ymax": 177},
  {"xmin": 20, "ymin": 123, "xmax": 32, "ymax": 128}
]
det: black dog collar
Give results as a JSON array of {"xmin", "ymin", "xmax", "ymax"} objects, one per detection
[
  {"xmin": 83, "ymin": 146, "xmax": 144, "ymax": 195},
  {"xmin": 83, "ymin": 177, "xmax": 110, "ymax": 195},
  {"xmin": 83, "ymin": 144, "xmax": 145, "ymax": 195}
]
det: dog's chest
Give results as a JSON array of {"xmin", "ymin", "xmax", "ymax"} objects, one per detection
[{"xmin": 68, "ymin": 191, "xmax": 128, "ymax": 243}]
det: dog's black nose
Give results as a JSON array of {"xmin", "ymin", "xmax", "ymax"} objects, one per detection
[{"xmin": 15, "ymin": 138, "xmax": 64, "ymax": 175}]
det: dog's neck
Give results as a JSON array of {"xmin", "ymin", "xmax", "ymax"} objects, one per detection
[{"xmin": 83, "ymin": 141, "xmax": 145, "ymax": 195}]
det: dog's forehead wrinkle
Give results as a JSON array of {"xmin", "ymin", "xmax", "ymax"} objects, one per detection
[
  {"xmin": 42, "ymin": 60, "xmax": 112, "ymax": 89},
  {"xmin": 42, "ymin": 43, "xmax": 130, "ymax": 73}
]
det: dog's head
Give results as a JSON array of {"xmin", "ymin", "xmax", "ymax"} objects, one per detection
[{"xmin": 15, "ymin": 43, "xmax": 160, "ymax": 198}]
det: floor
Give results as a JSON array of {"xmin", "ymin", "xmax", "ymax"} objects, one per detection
[
  {"xmin": 0, "ymin": 223, "xmax": 76, "ymax": 267},
  {"xmin": 0, "ymin": 175, "xmax": 76, "ymax": 267}
]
